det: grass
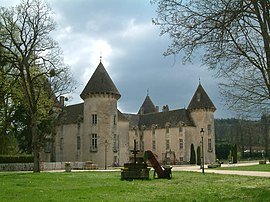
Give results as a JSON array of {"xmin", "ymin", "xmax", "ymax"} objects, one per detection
[
  {"xmin": 1, "ymin": 171, "xmax": 270, "ymax": 202},
  {"xmin": 215, "ymin": 164, "xmax": 270, "ymax": 172}
]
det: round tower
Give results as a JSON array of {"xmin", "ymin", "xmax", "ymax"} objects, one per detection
[
  {"xmin": 187, "ymin": 83, "xmax": 216, "ymax": 163},
  {"xmin": 80, "ymin": 62, "xmax": 121, "ymax": 168}
]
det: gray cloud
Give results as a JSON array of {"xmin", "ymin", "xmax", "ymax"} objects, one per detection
[{"xmin": 1, "ymin": 0, "xmax": 234, "ymax": 118}]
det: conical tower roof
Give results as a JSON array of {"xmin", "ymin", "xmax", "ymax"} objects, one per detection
[
  {"xmin": 188, "ymin": 84, "xmax": 216, "ymax": 111},
  {"xmin": 80, "ymin": 62, "xmax": 121, "ymax": 100},
  {"xmin": 138, "ymin": 95, "xmax": 157, "ymax": 115}
]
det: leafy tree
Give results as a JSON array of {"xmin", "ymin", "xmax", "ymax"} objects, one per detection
[
  {"xmin": 0, "ymin": 0, "xmax": 75, "ymax": 172},
  {"xmin": 0, "ymin": 46, "xmax": 20, "ymax": 154},
  {"xmin": 152, "ymin": 0, "xmax": 270, "ymax": 116},
  {"xmin": 215, "ymin": 143, "xmax": 231, "ymax": 160},
  {"xmin": 232, "ymin": 144, "xmax": 238, "ymax": 163},
  {"xmin": 11, "ymin": 105, "xmax": 32, "ymax": 154},
  {"xmin": 196, "ymin": 146, "xmax": 201, "ymax": 166},
  {"xmin": 215, "ymin": 118, "xmax": 267, "ymax": 159},
  {"xmin": 190, "ymin": 144, "xmax": 196, "ymax": 164}
]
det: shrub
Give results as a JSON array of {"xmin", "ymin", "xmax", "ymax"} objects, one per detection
[
  {"xmin": 0, "ymin": 155, "xmax": 34, "ymax": 163},
  {"xmin": 215, "ymin": 143, "xmax": 231, "ymax": 160},
  {"xmin": 197, "ymin": 146, "xmax": 201, "ymax": 165},
  {"xmin": 190, "ymin": 144, "xmax": 196, "ymax": 164}
]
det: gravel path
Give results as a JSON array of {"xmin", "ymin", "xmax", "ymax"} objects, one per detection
[{"xmin": 172, "ymin": 161, "xmax": 270, "ymax": 177}]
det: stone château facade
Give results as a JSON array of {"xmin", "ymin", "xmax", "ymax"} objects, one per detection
[{"xmin": 53, "ymin": 61, "xmax": 216, "ymax": 168}]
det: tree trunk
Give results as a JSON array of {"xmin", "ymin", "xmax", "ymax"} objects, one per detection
[
  {"xmin": 31, "ymin": 112, "xmax": 40, "ymax": 172},
  {"xmin": 263, "ymin": 117, "xmax": 269, "ymax": 160}
]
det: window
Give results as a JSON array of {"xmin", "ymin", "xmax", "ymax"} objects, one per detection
[
  {"xmin": 91, "ymin": 133, "xmax": 97, "ymax": 151},
  {"xmin": 77, "ymin": 136, "xmax": 81, "ymax": 150},
  {"xmin": 152, "ymin": 131, "xmax": 156, "ymax": 150},
  {"xmin": 113, "ymin": 134, "xmax": 118, "ymax": 151},
  {"xmin": 208, "ymin": 138, "xmax": 212, "ymax": 152},
  {"xmin": 60, "ymin": 138, "xmax": 64, "ymax": 150},
  {"xmin": 44, "ymin": 140, "xmax": 51, "ymax": 153},
  {"xmin": 135, "ymin": 129, "xmax": 138, "ymax": 137},
  {"xmin": 135, "ymin": 140, "xmax": 139, "ymax": 149},
  {"xmin": 179, "ymin": 139, "xmax": 183, "ymax": 150},
  {"xmin": 114, "ymin": 156, "xmax": 117, "ymax": 165},
  {"xmin": 113, "ymin": 134, "xmax": 117, "ymax": 148},
  {"xmin": 113, "ymin": 115, "xmax": 117, "ymax": 125},
  {"xmin": 166, "ymin": 139, "xmax": 170, "ymax": 150},
  {"xmin": 92, "ymin": 114, "xmax": 97, "ymax": 125},
  {"xmin": 152, "ymin": 128, "xmax": 155, "ymax": 135},
  {"xmin": 179, "ymin": 157, "xmax": 184, "ymax": 162},
  {"xmin": 152, "ymin": 131, "xmax": 156, "ymax": 139},
  {"xmin": 141, "ymin": 141, "xmax": 144, "ymax": 151},
  {"xmin": 152, "ymin": 140, "xmax": 156, "ymax": 150},
  {"xmin": 208, "ymin": 124, "xmax": 212, "ymax": 134},
  {"xmin": 166, "ymin": 127, "xmax": 169, "ymax": 133},
  {"xmin": 179, "ymin": 126, "xmax": 183, "ymax": 133},
  {"xmin": 140, "ymin": 131, "xmax": 144, "ymax": 143}
]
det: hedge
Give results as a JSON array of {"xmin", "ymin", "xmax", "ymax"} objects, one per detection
[
  {"xmin": 190, "ymin": 144, "xmax": 196, "ymax": 164},
  {"xmin": 0, "ymin": 155, "xmax": 34, "ymax": 163}
]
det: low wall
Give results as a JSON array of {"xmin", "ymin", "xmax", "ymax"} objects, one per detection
[
  {"xmin": 0, "ymin": 163, "xmax": 34, "ymax": 171},
  {"xmin": 0, "ymin": 162, "xmax": 89, "ymax": 171}
]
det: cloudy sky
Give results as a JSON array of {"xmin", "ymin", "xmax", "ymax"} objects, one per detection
[{"xmin": 1, "ymin": 0, "xmax": 234, "ymax": 118}]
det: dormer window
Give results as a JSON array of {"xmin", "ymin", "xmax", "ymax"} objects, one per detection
[
  {"xmin": 179, "ymin": 126, "xmax": 183, "ymax": 133},
  {"xmin": 165, "ymin": 123, "xmax": 171, "ymax": 133},
  {"xmin": 197, "ymin": 92, "xmax": 201, "ymax": 102}
]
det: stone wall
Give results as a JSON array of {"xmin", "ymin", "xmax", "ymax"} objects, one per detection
[
  {"xmin": 0, "ymin": 163, "xmax": 34, "ymax": 171},
  {"xmin": 0, "ymin": 162, "xmax": 96, "ymax": 171}
]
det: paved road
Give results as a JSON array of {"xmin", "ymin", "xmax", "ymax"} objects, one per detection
[{"xmin": 172, "ymin": 161, "xmax": 270, "ymax": 177}]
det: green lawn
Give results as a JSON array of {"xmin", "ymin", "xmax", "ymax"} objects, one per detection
[
  {"xmin": 1, "ymin": 171, "xmax": 270, "ymax": 202},
  {"xmin": 216, "ymin": 164, "xmax": 270, "ymax": 172}
]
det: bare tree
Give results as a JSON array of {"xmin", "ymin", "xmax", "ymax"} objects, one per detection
[
  {"xmin": 0, "ymin": 0, "xmax": 75, "ymax": 172},
  {"xmin": 152, "ymin": 0, "xmax": 270, "ymax": 116}
]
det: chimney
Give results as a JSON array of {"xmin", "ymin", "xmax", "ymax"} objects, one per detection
[
  {"xmin": 162, "ymin": 105, "xmax": 169, "ymax": 112},
  {"xmin": 60, "ymin": 96, "xmax": 65, "ymax": 107}
]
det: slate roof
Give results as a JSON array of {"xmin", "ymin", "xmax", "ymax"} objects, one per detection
[
  {"xmin": 138, "ymin": 109, "xmax": 194, "ymax": 128},
  {"xmin": 59, "ymin": 83, "xmax": 214, "ymax": 129},
  {"xmin": 137, "ymin": 95, "xmax": 157, "ymax": 115},
  {"xmin": 58, "ymin": 103, "xmax": 127, "ymax": 124},
  {"xmin": 80, "ymin": 62, "xmax": 121, "ymax": 100},
  {"xmin": 123, "ymin": 113, "xmax": 140, "ymax": 128},
  {"xmin": 58, "ymin": 103, "xmax": 84, "ymax": 125},
  {"xmin": 188, "ymin": 84, "xmax": 216, "ymax": 111},
  {"xmin": 118, "ymin": 110, "xmax": 129, "ymax": 122}
]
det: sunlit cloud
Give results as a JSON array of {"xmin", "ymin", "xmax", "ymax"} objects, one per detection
[{"xmin": 121, "ymin": 18, "xmax": 153, "ymax": 39}]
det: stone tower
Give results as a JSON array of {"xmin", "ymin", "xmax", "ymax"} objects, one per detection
[
  {"xmin": 80, "ymin": 61, "xmax": 121, "ymax": 168},
  {"xmin": 187, "ymin": 83, "xmax": 216, "ymax": 163},
  {"xmin": 138, "ymin": 95, "xmax": 158, "ymax": 115}
]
